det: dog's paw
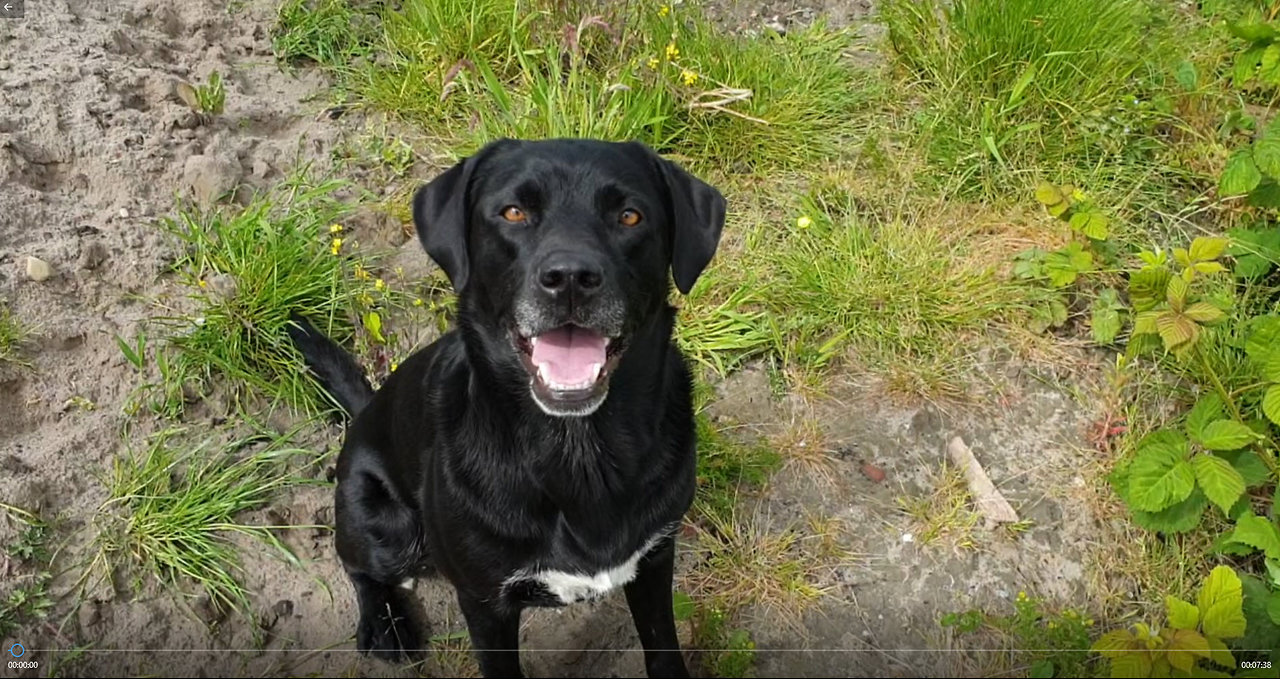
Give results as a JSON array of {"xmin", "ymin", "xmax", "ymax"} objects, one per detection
[{"xmin": 356, "ymin": 605, "xmax": 422, "ymax": 662}]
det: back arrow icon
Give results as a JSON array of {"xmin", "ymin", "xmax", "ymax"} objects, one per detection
[{"xmin": 3, "ymin": 4, "xmax": 12, "ymax": 11}]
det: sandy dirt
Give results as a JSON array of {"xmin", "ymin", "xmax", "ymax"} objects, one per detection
[{"xmin": 1, "ymin": 1, "xmax": 1119, "ymax": 677}]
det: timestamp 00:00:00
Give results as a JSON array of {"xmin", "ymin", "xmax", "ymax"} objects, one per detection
[{"xmin": 8, "ymin": 661, "xmax": 38, "ymax": 670}]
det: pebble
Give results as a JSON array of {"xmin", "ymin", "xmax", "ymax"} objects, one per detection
[
  {"xmin": 78, "ymin": 241, "xmax": 109, "ymax": 270},
  {"xmin": 26, "ymin": 256, "xmax": 53, "ymax": 281},
  {"xmin": 118, "ymin": 207, "xmax": 129, "ymax": 219}
]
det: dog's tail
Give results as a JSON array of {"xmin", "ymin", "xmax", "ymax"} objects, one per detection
[{"xmin": 287, "ymin": 313, "xmax": 374, "ymax": 419}]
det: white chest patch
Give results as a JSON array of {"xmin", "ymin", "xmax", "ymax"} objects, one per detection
[{"xmin": 505, "ymin": 526, "xmax": 674, "ymax": 605}]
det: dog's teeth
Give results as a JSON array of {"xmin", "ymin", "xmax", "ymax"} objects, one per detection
[
  {"xmin": 530, "ymin": 336, "xmax": 539, "ymax": 347},
  {"xmin": 538, "ymin": 364, "xmax": 549, "ymax": 384},
  {"xmin": 590, "ymin": 362, "xmax": 603, "ymax": 380}
]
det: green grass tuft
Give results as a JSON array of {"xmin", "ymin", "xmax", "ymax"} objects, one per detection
[
  {"xmin": 92, "ymin": 426, "xmax": 325, "ymax": 617},
  {"xmin": 156, "ymin": 173, "xmax": 378, "ymax": 414},
  {"xmin": 0, "ymin": 301, "xmax": 32, "ymax": 366}
]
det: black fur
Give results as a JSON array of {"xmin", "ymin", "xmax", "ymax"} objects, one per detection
[{"xmin": 291, "ymin": 138, "xmax": 725, "ymax": 678}]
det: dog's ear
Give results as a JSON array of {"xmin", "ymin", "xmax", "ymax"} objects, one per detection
[
  {"xmin": 656, "ymin": 156, "xmax": 726, "ymax": 295},
  {"xmin": 413, "ymin": 140, "xmax": 513, "ymax": 291}
]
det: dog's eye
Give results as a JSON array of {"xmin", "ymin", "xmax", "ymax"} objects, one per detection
[
  {"xmin": 619, "ymin": 209, "xmax": 643, "ymax": 227},
  {"xmin": 501, "ymin": 206, "xmax": 527, "ymax": 223}
]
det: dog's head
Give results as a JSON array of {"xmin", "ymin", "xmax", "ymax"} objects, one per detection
[{"xmin": 412, "ymin": 138, "xmax": 725, "ymax": 417}]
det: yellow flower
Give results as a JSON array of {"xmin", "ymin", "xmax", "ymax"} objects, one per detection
[
  {"xmin": 647, "ymin": 56, "xmax": 660, "ymax": 70},
  {"xmin": 665, "ymin": 42, "xmax": 679, "ymax": 60},
  {"xmin": 413, "ymin": 298, "xmax": 424, "ymax": 307},
  {"xmin": 390, "ymin": 361, "xmax": 399, "ymax": 372},
  {"xmin": 358, "ymin": 293, "xmax": 373, "ymax": 307},
  {"xmin": 1017, "ymin": 591, "xmax": 1028, "ymax": 601},
  {"xmin": 330, "ymin": 237, "xmax": 343, "ymax": 255},
  {"xmin": 681, "ymin": 70, "xmax": 698, "ymax": 86},
  {"xmin": 658, "ymin": 4, "xmax": 670, "ymax": 17},
  {"xmin": 796, "ymin": 215, "xmax": 812, "ymax": 229},
  {"xmin": 329, "ymin": 223, "xmax": 343, "ymax": 234},
  {"xmin": 354, "ymin": 264, "xmax": 370, "ymax": 280},
  {"xmin": 198, "ymin": 279, "xmax": 208, "ymax": 288},
  {"xmin": 375, "ymin": 278, "xmax": 386, "ymax": 291}
]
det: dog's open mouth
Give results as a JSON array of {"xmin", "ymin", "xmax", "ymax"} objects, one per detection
[{"xmin": 514, "ymin": 325, "xmax": 625, "ymax": 411}]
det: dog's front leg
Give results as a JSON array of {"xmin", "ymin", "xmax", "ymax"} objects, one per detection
[
  {"xmin": 458, "ymin": 591, "xmax": 523, "ymax": 678},
  {"xmin": 625, "ymin": 538, "xmax": 690, "ymax": 678}
]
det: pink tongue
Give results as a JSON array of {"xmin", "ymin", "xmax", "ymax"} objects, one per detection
[{"xmin": 530, "ymin": 326, "xmax": 607, "ymax": 387}]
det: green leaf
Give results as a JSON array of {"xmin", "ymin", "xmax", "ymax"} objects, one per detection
[
  {"xmin": 1129, "ymin": 268, "xmax": 1171, "ymax": 311},
  {"xmin": 1246, "ymin": 178, "xmax": 1280, "ymax": 209},
  {"xmin": 1198, "ymin": 565, "xmax": 1247, "ymax": 639},
  {"xmin": 1183, "ymin": 302, "xmax": 1225, "ymax": 324},
  {"xmin": 1221, "ymin": 149, "xmax": 1263, "ymax": 196},
  {"xmin": 1186, "ymin": 393, "xmax": 1225, "ymax": 445},
  {"xmin": 1234, "ymin": 45, "xmax": 1265, "ymax": 86},
  {"xmin": 1232, "ymin": 514, "xmax": 1280, "ymax": 559},
  {"xmin": 1218, "ymin": 450, "xmax": 1272, "ymax": 488},
  {"xmin": 1229, "ymin": 19, "xmax": 1278, "ymax": 42},
  {"xmin": 1189, "ymin": 237, "xmax": 1230, "ymax": 263},
  {"xmin": 1246, "ymin": 316, "xmax": 1280, "ymax": 363},
  {"xmin": 1035, "ymin": 181, "xmax": 1065, "ymax": 208},
  {"xmin": 1205, "ymin": 636, "xmax": 1234, "ymax": 668},
  {"xmin": 1199, "ymin": 420, "xmax": 1258, "ymax": 451},
  {"xmin": 1133, "ymin": 310, "xmax": 1159, "ymax": 336},
  {"xmin": 1175, "ymin": 60, "xmax": 1199, "ymax": 91},
  {"xmin": 1166, "ymin": 595, "xmax": 1200, "ymax": 630},
  {"xmin": 1131, "ymin": 488, "xmax": 1207, "ymax": 534},
  {"xmin": 1109, "ymin": 651, "xmax": 1151, "ymax": 678},
  {"xmin": 1156, "ymin": 312, "xmax": 1198, "ymax": 351},
  {"xmin": 362, "ymin": 311, "xmax": 385, "ymax": 344},
  {"xmin": 1091, "ymin": 302, "xmax": 1123, "ymax": 344},
  {"xmin": 1256, "ymin": 134, "xmax": 1280, "ymax": 181},
  {"xmin": 1264, "ymin": 353, "xmax": 1280, "ymax": 383},
  {"xmin": 1192, "ymin": 261, "xmax": 1227, "ymax": 276},
  {"xmin": 1263, "ymin": 42, "xmax": 1280, "ymax": 83},
  {"xmin": 1127, "ymin": 437, "xmax": 1195, "ymax": 511},
  {"xmin": 1268, "ymin": 592, "xmax": 1280, "ymax": 626},
  {"xmin": 1166, "ymin": 275, "xmax": 1189, "ymax": 310},
  {"xmin": 1264, "ymin": 385, "xmax": 1280, "ymax": 426},
  {"xmin": 1191, "ymin": 454, "xmax": 1246, "ymax": 514},
  {"xmin": 1166, "ymin": 628, "xmax": 1210, "ymax": 672},
  {"xmin": 1091, "ymin": 629, "xmax": 1135, "ymax": 656},
  {"xmin": 1029, "ymin": 659, "xmax": 1054, "ymax": 679},
  {"xmin": 1070, "ymin": 211, "xmax": 1109, "ymax": 240},
  {"xmin": 1240, "ymin": 574, "xmax": 1280, "ymax": 652},
  {"xmin": 672, "ymin": 591, "xmax": 694, "ymax": 621}
]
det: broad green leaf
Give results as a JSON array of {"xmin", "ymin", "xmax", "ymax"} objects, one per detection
[
  {"xmin": 1166, "ymin": 628, "xmax": 1210, "ymax": 672},
  {"xmin": 1199, "ymin": 419, "xmax": 1258, "ymax": 451},
  {"xmin": 1246, "ymin": 178, "xmax": 1280, "ymax": 208},
  {"xmin": 1127, "ymin": 438, "xmax": 1195, "ymax": 511},
  {"xmin": 1189, "ymin": 236, "xmax": 1230, "ymax": 263},
  {"xmin": 1234, "ymin": 45, "xmax": 1265, "ymax": 86},
  {"xmin": 1133, "ymin": 310, "xmax": 1159, "ymax": 335},
  {"xmin": 1028, "ymin": 659, "xmax": 1053, "ymax": 679},
  {"xmin": 1193, "ymin": 261, "xmax": 1227, "ymax": 275},
  {"xmin": 1264, "ymin": 385, "xmax": 1280, "ymax": 426},
  {"xmin": 1035, "ymin": 181, "xmax": 1065, "ymax": 208},
  {"xmin": 1255, "ymin": 134, "xmax": 1280, "ymax": 180},
  {"xmin": 1166, "ymin": 595, "xmax": 1200, "ymax": 630},
  {"xmin": 1228, "ymin": 18, "xmax": 1278, "ymax": 42},
  {"xmin": 1205, "ymin": 637, "xmax": 1234, "ymax": 668},
  {"xmin": 1191, "ymin": 454, "xmax": 1246, "ymax": 514},
  {"xmin": 1265, "ymin": 353, "xmax": 1280, "ymax": 383},
  {"xmin": 1197, "ymin": 565, "xmax": 1247, "ymax": 639},
  {"xmin": 1070, "ymin": 211, "xmax": 1109, "ymax": 240},
  {"xmin": 1186, "ymin": 393, "xmax": 1225, "ymax": 445},
  {"xmin": 1267, "ymin": 558, "xmax": 1280, "ymax": 588},
  {"xmin": 1174, "ymin": 247, "xmax": 1192, "ymax": 269},
  {"xmin": 1110, "ymin": 651, "xmax": 1151, "ymax": 678},
  {"xmin": 1131, "ymin": 485, "xmax": 1206, "ymax": 534},
  {"xmin": 1240, "ymin": 574, "xmax": 1280, "ymax": 651},
  {"xmin": 1091, "ymin": 629, "xmax": 1135, "ymax": 656},
  {"xmin": 1166, "ymin": 275, "xmax": 1189, "ymax": 309},
  {"xmin": 1183, "ymin": 302, "xmax": 1225, "ymax": 324},
  {"xmin": 1218, "ymin": 450, "xmax": 1271, "ymax": 488},
  {"xmin": 1129, "ymin": 268, "xmax": 1171, "ymax": 311},
  {"xmin": 1221, "ymin": 149, "xmax": 1262, "ymax": 196},
  {"xmin": 1245, "ymin": 315, "xmax": 1280, "ymax": 363},
  {"xmin": 1175, "ymin": 60, "xmax": 1199, "ymax": 91},
  {"xmin": 1046, "ymin": 200, "xmax": 1069, "ymax": 218},
  {"xmin": 1091, "ymin": 302, "xmax": 1122, "ymax": 344},
  {"xmin": 1232, "ymin": 513, "xmax": 1280, "ymax": 559},
  {"xmin": 1268, "ymin": 592, "xmax": 1280, "ymax": 626},
  {"xmin": 1156, "ymin": 312, "xmax": 1198, "ymax": 351}
]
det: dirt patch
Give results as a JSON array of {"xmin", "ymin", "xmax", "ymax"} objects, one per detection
[{"xmin": 1, "ymin": 1, "xmax": 1114, "ymax": 677}]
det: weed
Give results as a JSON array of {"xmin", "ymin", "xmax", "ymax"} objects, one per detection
[
  {"xmin": 0, "ymin": 505, "xmax": 55, "ymax": 639},
  {"xmin": 90, "ymin": 426, "xmax": 327, "ymax": 617},
  {"xmin": 692, "ymin": 411, "xmax": 781, "ymax": 524},
  {"xmin": 674, "ymin": 592, "xmax": 758, "ymax": 678},
  {"xmin": 942, "ymin": 591, "xmax": 1096, "ymax": 679},
  {"xmin": 176, "ymin": 71, "xmax": 226, "ymax": 116},
  {"xmin": 155, "ymin": 173, "xmax": 381, "ymax": 415},
  {"xmin": 0, "ymin": 301, "xmax": 32, "ymax": 366},
  {"xmin": 897, "ymin": 462, "xmax": 981, "ymax": 549}
]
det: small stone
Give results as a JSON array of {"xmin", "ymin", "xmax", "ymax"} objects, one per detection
[
  {"xmin": 251, "ymin": 158, "xmax": 270, "ymax": 178},
  {"xmin": 26, "ymin": 256, "xmax": 53, "ymax": 281},
  {"xmin": 118, "ymin": 207, "xmax": 129, "ymax": 219},
  {"xmin": 78, "ymin": 241, "xmax": 109, "ymax": 270},
  {"xmin": 861, "ymin": 463, "xmax": 886, "ymax": 483}
]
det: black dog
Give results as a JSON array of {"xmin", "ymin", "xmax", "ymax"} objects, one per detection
[{"xmin": 288, "ymin": 138, "xmax": 725, "ymax": 678}]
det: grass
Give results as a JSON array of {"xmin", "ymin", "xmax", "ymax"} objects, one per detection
[
  {"xmin": 90, "ymin": 425, "xmax": 327, "ymax": 618},
  {"xmin": 896, "ymin": 462, "xmax": 982, "ymax": 550},
  {"xmin": 0, "ymin": 300, "xmax": 32, "ymax": 366},
  {"xmin": 0, "ymin": 504, "xmax": 55, "ymax": 639},
  {"xmin": 274, "ymin": 0, "xmax": 869, "ymax": 173},
  {"xmin": 155, "ymin": 171, "xmax": 383, "ymax": 415},
  {"xmin": 940, "ymin": 591, "xmax": 1097, "ymax": 679}
]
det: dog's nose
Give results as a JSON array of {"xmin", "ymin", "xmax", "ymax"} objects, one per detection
[{"xmin": 537, "ymin": 254, "xmax": 604, "ymax": 296}]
